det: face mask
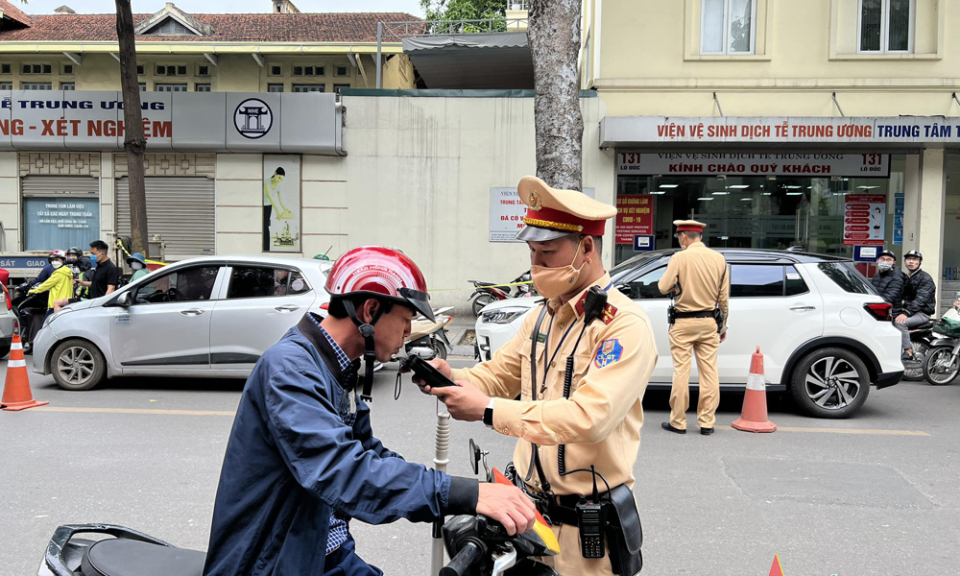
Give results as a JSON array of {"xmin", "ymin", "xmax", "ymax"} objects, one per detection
[
  {"xmin": 878, "ymin": 262, "xmax": 893, "ymax": 272},
  {"xmin": 130, "ymin": 262, "xmax": 143, "ymax": 270},
  {"xmin": 531, "ymin": 239, "xmax": 587, "ymax": 299},
  {"xmin": 52, "ymin": 261, "xmax": 63, "ymax": 269}
]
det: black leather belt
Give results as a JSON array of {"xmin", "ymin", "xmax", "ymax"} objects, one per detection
[{"xmin": 674, "ymin": 310, "xmax": 715, "ymax": 319}]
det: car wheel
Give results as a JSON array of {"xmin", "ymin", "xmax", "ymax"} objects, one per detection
[
  {"xmin": 51, "ymin": 339, "xmax": 106, "ymax": 391},
  {"xmin": 0, "ymin": 344, "xmax": 9, "ymax": 359},
  {"xmin": 790, "ymin": 347, "xmax": 870, "ymax": 418},
  {"xmin": 472, "ymin": 294, "xmax": 495, "ymax": 317},
  {"xmin": 901, "ymin": 341, "xmax": 928, "ymax": 381},
  {"xmin": 922, "ymin": 346, "xmax": 959, "ymax": 386}
]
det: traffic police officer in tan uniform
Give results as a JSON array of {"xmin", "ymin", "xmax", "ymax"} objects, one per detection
[
  {"xmin": 419, "ymin": 176, "xmax": 657, "ymax": 576},
  {"xmin": 657, "ymin": 220, "xmax": 729, "ymax": 436}
]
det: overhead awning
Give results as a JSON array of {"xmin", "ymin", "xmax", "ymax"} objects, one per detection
[{"xmin": 403, "ymin": 32, "xmax": 533, "ymax": 90}]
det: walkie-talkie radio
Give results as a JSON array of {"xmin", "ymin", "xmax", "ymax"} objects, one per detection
[{"xmin": 577, "ymin": 500, "xmax": 606, "ymax": 559}]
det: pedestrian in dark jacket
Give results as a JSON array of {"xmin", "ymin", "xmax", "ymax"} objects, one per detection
[
  {"xmin": 203, "ymin": 246, "xmax": 536, "ymax": 576},
  {"xmin": 871, "ymin": 250, "xmax": 905, "ymax": 316},
  {"xmin": 895, "ymin": 250, "xmax": 937, "ymax": 359}
]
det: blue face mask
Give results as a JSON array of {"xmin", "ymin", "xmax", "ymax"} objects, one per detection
[
  {"xmin": 89, "ymin": 255, "xmax": 98, "ymax": 268},
  {"xmin": 878, "ymin": 262, "xmax": 893, "ymax": 272}
]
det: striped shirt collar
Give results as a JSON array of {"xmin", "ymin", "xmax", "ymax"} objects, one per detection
[{"xmin": 307, "ymin": 313, "xmax": 352, "ymax": 374}]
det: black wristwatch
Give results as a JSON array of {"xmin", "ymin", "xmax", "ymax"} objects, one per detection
[{"xmin": 483, "ymin": 399, "xmax": 495, "ymax": 428}]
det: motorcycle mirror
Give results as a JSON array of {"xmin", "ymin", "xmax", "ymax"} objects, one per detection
[{"xmin": 469, "ymin": 438, "xmax": 480, "ymax": 476}]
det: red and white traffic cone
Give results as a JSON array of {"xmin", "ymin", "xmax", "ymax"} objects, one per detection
[
  {"xmin": 0, "ymin": 334, "xmax": 48, "ymax": 412},
  {"xmin": 731, "ymin": 346, "xmax": 776, "ymax": 433}
]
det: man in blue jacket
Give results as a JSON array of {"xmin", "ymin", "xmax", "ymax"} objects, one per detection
[{"xmin": 204, "ymin": 246, "xmax": 536, "ymax": 576}]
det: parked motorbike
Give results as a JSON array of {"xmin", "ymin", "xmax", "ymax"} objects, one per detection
[
  {"xmin": 468, "ymin": 273, "xmax": 536, "ymax": 317},
  {"xmin": 10, "ymin": 279, "xmax": 48, "ymax": 355},
  {"xmin": 406, "ymin": 306, "xmax": 454, "ymax": 361},
  {"xmin": 902, "ymin": 320, "xmax": 937, "ymax": 381},
  {"xmin": 922, "ymin": 312, "xmax": 960, "ymax": 385}
]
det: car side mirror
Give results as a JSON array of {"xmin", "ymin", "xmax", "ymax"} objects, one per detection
[
  {"xmin": 615, "ymin": 283, "xmax": 631, "ymax": 295},
  {"xmin": 116, "ymin": 292, "xmax": 132, "ymax": 307}
]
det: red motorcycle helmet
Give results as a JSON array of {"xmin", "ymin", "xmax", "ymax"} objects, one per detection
[{"xmin": 325, "ymin": 246, "xmax": 435, "ymax": 322}]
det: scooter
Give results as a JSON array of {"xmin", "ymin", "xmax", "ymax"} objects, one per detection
[
  {"xmin": 10, "ymin": 279, "xmax": 48, "ymax": 355},
  {"xmin": 902, "ymin": 320, "xmax": 937, "ymax": 381},
  {"xmin": 468, "ymin": 273, "xmax": 536, "ymax": 317},
  {"xmin": 406, "ymin": 306, "xmax": 454, "ymax": 361},
  {"xmin": 922, "ymin": 305, "xmax": 960, "ymax": 385}
]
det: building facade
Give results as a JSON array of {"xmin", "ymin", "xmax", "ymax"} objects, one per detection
[{"xmin": 581, "ymin": 0, "xmax": 960, "ymax": 311}]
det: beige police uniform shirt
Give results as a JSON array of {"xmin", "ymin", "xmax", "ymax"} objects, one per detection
[
  {"xmin": 657, "ymin": 242, "xmax": 730, "ymax": 332},
  {"xmin": 452, "ymin": 273, "xmax": 657, "ymax": 496}
]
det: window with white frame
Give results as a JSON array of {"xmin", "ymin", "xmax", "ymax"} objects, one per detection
[
  {"xmin": 195, "ymin": 83, "xmax": 211, "ymax": 92},
  {"xmin": 155, "ymin": 83, "xmax": 188, "ymax": 92},
  {"xmin": 0, "ymin": 82, "xmax": 12, "ymax": 90},
  {"xmin": 858, "ymin": 0, "xmax": 914, "ymax": 53},
  {"xmin": 22, "ymin": 82, "xmax": 52, "ymax": 90},
  {"xmin": 700, "ymin": 0, "xmax": 756, "ymax": 55},
  {"xmin": 292, "ymin": 84, "xmax": 325, "ymax": 93},
  {"xmin": 61, "ymin": 82, "xmax": 76, "ymax": 91}
]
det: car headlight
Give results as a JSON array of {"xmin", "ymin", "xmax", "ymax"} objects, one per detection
[
  {"xmin": 42, "ymin": 308, "xmax": 73, "ymax": 329},
  {"xmin": 481, "ymin": 308, "xmax": 528, "ymax": 324}
]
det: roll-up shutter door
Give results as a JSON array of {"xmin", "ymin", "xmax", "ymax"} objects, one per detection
[
  {"xmin": 116, "ymin": 177, "xmax": 215, "ymax": 259},
  {"xmin": 21, "ymin": 175, "xmax": 100, "ymax": 197},
  {"xmin": 21, "ymin": 175, "xmax": 100, "ymax": 251}
]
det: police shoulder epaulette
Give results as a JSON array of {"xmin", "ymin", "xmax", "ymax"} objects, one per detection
[{"xmin": 601, "ymin": 303, "xmax": 618, "ymax": 325}]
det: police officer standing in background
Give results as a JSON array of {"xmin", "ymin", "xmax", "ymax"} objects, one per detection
[
  {"xmin": 420, "ymin": 176, "xmax": 657, "ymax": 576},
  {"xmin": 658, "ymin": 220, "xmax": 729, "ymax": 436}
]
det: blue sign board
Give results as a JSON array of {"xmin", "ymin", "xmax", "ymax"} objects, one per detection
[
  {"xmin": 22, "ymin": 197, "xmax": 100, "ymax": 252},
  {"xmin": 854, "ymin": 246, "xmax": 881, "ymax": 262},
  {"xmin": 633, "ymin": 235, "xmax": 655, "ymax": 251},
  {"xmin": 0, "ymin": 256, "xmax": 49, "ymax": 270},
  {"xmin": 893, "ymin": 192, "xmax": 904, "ymax": 245}
]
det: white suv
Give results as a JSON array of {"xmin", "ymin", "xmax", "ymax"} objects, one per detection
[{"xmin": 475, "ymin": 250, "xmax": 903, "ymax": 419}]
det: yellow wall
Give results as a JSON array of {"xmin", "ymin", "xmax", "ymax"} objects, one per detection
[{"xmin": 592, "ymin": 0, "xmax": 959, "ymax": 117}]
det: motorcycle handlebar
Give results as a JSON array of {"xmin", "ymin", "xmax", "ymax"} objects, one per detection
[{"xmin": 439, "ymin": 541, "xmax": 483, "ymax": 576}]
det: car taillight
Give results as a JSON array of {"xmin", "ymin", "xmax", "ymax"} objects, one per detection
[
  {"xmin": 319, "ymin": 302, "xmax": 330, "ymax": 310},
  {"xmin": 1, "ymin": 284, "xmax": 9, "ymax": 310},
  {"xmin": 864, "ymin": 302, "xmax": 892, "ymax": 321}
]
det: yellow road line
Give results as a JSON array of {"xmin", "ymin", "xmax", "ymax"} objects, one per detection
[
  {"xmin": 715, "ymin": 425, "xmax": 930, "ymax": 437},
  {"xmin": 30, "ymin": 406, "xmax": 236, "ymax": 416}
]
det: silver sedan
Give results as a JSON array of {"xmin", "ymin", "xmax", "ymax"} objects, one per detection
[{"xmin": 32, "ymin": 255, "xmax": 332, "ymax": 390}]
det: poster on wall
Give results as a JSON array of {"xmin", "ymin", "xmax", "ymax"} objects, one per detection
[
  {"xmin": 22, "ymin": 197, "xmax": 100, "ymax": 251},
  {"xmin": 894, "ymin": 192, "xmax": 904, "ymax": 245},
  {"xmin": 843, "ymin": 194, "xmax": 886, "ymax": 246},
  {"xmin": 489, "ymin": 187, "xmax": 595, "ymax": 242},
  {"xmin": 263, "ymin": 155, "xmax": 301, "ymax": 253},
  {"xmin": 615, "ymin": 195, "xmax": 654, "ymax": 245}
]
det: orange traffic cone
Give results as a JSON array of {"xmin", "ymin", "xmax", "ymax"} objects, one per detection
[
  {"xmin": 731, "ymin": 346, "xmax": 776, "ymax": 433},
  {"xmin": 1, "ymin": 333, "xmax": 48, "ymax": 412}
]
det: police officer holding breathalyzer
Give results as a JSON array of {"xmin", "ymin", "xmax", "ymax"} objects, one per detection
[{"xmin": 419, "ymin": 176, "xmax": 657, "ymax": 576}]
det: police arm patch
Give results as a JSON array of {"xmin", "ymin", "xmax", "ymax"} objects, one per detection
[{"xmin": 594, "ymin": 339, "xmax": 623, "ymax": 369}]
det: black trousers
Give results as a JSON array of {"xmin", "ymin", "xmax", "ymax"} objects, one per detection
[{"xmin": 263, "ymin": 205, "xmax": 272, "ymax": 251}]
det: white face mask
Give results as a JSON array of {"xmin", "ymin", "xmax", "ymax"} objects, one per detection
[
  {"xmin": 51, "ymin": 261, "xmax": 63, "ymax": 269},
  {"xmin": 130, "ymin": 262, "xmax": 144, "ymax": 270}
]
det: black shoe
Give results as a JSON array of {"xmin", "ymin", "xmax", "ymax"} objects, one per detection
[
  {"xmin": 700, "ymin": 427, "xmax": 715, "ymax": 436},
  {"xmin": 902, "ymin": 352, "xmax": 915, "ymax": 362},
  {"xmin": 661, "ymin": 422, "xmax": 686, "ymax": 434}
]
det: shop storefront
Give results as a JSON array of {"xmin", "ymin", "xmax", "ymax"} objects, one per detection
[{"xmin": 612, "ymin": 151, "xmax": 907, "ymax": 265}]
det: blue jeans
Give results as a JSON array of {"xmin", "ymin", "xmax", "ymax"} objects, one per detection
[{"xmin": 323, "ymin": 536, "xmax": 383, "ymax": 576}]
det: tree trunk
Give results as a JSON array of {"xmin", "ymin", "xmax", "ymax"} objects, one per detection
[
  {"xmin": 528, "ymin": 0, "xmax": 583, "ymax": 191},
  {"xmin": 115, "ymin": 0, "xmax": 148, "ymax": 254}
]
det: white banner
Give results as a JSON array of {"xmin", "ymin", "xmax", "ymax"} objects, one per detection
[
  {"xmin": 490, "ymin": 187, "xmax": 595, "ymax": 243},
  {"xmin": 616, "ymin": 152, "xmax": 889, "ymax": 177}
]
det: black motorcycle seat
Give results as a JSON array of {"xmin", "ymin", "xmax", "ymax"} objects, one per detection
[
  {"xmin": 916, "ymin": 320, "xmax": 936, "ymax": 330},
  {"xmin": 81, "ymin": 539, "xmax": 205, "ymax": 576}
]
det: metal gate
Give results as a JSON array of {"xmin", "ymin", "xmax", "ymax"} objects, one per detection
[{"xmin": 116, "ymin": 177, "xmax": 215, "ymax": 259}]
